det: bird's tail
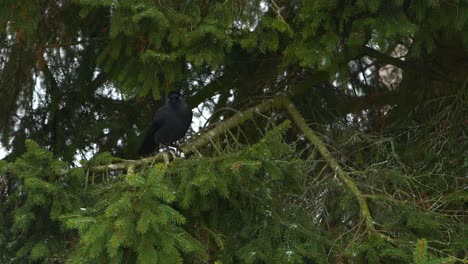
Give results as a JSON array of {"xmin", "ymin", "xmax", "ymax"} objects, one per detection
[{"xmin": 138, "ymin": 133, "xmax": 158, "ymax": 156}]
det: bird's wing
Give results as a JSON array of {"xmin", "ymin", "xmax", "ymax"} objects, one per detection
[
  {"xmin": 137, "ymin": 108, "xmax": 167, "ymax": 156},
  {"xmin": 182, "ymin": 109, "xmax": 193, "ymax": 129}
]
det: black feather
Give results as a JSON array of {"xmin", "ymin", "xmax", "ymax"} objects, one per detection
[{"xmin": 138, "ymin": 91, "xmax": 193, "ymax": 156}]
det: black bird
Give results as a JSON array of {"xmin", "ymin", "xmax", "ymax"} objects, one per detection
[{"xmin": 138, "ymin": 91, "xmax": 193, "ymax": 156}]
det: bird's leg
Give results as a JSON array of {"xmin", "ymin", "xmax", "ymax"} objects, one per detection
[
  {"xmin": 161, "ymin": 144, "xmax": 178, "ymax": 161},
  {"xmin": 167, "ymin": 147, "xmax": 177, "ymax": 161},
  {"xmin": 168, "ymin": 142, "xmax": 184, "ymax": 157}
]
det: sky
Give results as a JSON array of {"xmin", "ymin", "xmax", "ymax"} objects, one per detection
[{"xmin": 0, "ymin": 146, "xmax": 6, "ymax": 159}]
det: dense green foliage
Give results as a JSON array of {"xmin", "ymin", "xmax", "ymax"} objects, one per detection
[{"xmin": 1, "ymin": 0, "xmax": 467, "ymax": 263}]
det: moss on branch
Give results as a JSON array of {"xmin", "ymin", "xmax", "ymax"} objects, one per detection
[{"xmin": 181, "ymin": 97, "xmax": 281, "ymax": 155}]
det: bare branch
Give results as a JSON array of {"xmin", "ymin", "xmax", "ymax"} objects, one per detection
[{"xmin": 181, "ymin": 97, "xmax": 280, "ymax": 155}]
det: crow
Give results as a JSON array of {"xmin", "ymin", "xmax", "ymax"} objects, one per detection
[{"xmin": 138, "ymin": 91, "xmax": 193, "ymax": 156}]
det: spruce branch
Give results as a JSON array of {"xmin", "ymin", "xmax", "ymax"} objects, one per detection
[
  {"xmin": 77, "ymin": 95, "xmax": 378, "ymax": 234},
  {"xmin": 280, "ymin": 96, "xmax": 376, "ymax": 232}
]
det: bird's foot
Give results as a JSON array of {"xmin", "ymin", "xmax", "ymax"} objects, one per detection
[
  {"xmin": 160, "ymin": 146, "xmax": 178, "ymax": 161},
  {"xmin": 167, "ymin": 149, "xmax": 178, "ymax": 161},
  {"xmin": 169, "ymin": 144, "xmax": 185, "ymax": 157}
]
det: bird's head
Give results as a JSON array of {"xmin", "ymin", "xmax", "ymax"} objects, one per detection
[{"xmin": 166, "ymin": 90, "xmax": 185, "ymax": 106}]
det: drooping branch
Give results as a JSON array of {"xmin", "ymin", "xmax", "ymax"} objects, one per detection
[
  {"xmin": 281, "ymin": 96, "xmax": 376, "ymax": 231},
  {"xmin": 42, "ymin": 61, "xmax": 61, "ymax": 153}
]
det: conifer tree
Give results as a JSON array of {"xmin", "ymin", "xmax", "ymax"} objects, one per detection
[{"xmin": 1, "ymin": 0, "xmax": 466, "ymax": 263}]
